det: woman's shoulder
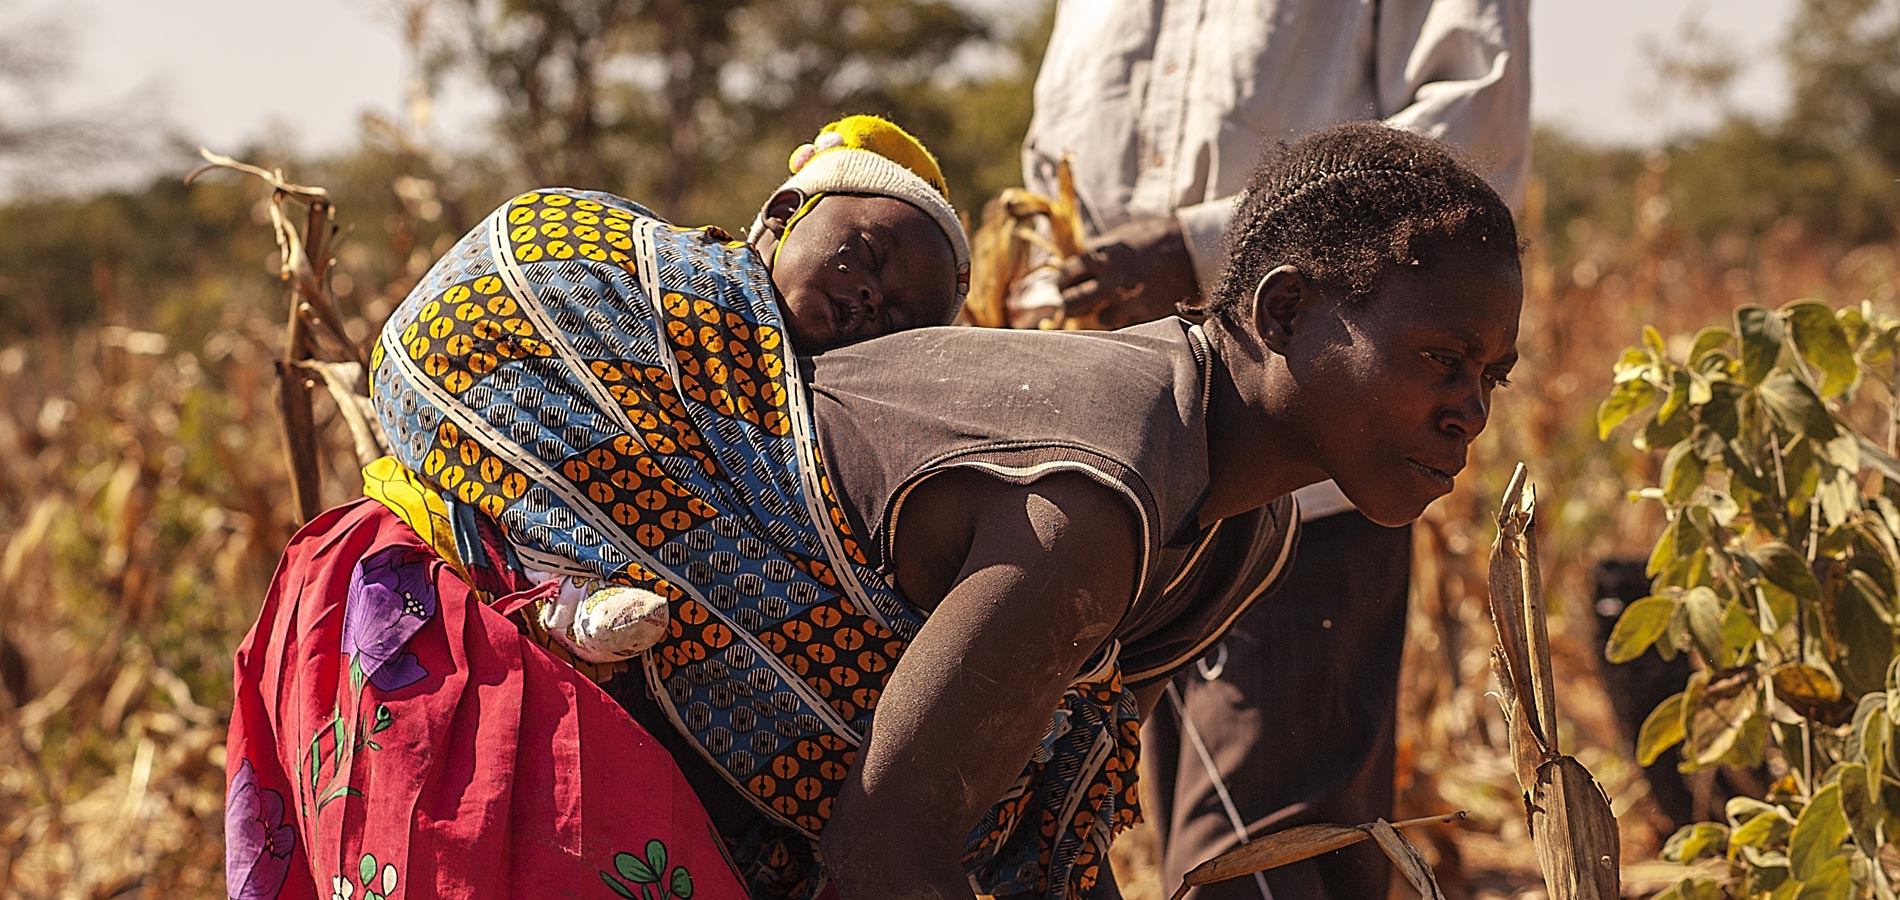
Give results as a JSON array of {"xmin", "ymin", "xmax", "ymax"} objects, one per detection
[{"xmin": 805, "ymin": 318, "xmax": 1216, "ymax": 579}]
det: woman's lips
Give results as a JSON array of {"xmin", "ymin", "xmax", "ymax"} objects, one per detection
[{"xmin": 1406, "ymin": 457, "xmax": 1458, "ymax": 487}]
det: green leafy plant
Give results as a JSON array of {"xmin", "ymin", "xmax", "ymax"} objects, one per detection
[{"xmin": 1599, "ymin": 299, "xmax": 1900, "ymax": 897}]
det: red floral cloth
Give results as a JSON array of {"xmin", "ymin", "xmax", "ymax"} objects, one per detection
[{"xmin": 224, "ymin": 498, "xmax": 746, "ymax": 900}]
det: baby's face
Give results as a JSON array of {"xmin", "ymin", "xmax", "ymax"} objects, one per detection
[{"xmin": 764, "ymin": 194, "xmax": 961, "ymax": 352}]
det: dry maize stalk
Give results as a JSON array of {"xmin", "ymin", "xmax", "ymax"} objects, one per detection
[{"xmin": 1488, "ymin": 463, "xmax": 1621, "ymax": 899}]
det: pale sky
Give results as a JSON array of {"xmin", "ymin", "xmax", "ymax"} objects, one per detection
[{"xmin": 13, "ymin": 0, "xmax": 1797, "ymax": 190}]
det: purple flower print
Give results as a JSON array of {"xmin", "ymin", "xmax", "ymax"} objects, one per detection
[
  {"xmin": 341, "ymin": 545, "xmax": 438, "ymax": 692},
  {"xmin": 226, "ymin": 759, "xmax": 296, "ymax": 900}
]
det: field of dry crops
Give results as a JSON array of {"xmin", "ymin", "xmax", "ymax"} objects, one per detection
[{"xmin": 1, "ymin": 159, "xmax": 1895, "ymax": 898}]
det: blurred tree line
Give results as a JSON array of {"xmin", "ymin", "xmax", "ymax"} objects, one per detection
[
  {"xmin": 1539, "ymin": 0, "xmax": 1900, "ymax": 272},
  {"xmin": 0, "ymin": 0, "xmax": 1053, "ymax": 336},
  {"xmin": 1, "ymin": 0, "xmax": 1898, "ymax": 339}
]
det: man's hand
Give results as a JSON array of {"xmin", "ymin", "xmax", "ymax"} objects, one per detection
[{"xmin": 1059, "ymin": 216, "xmax": 1199, "ymax": 328}]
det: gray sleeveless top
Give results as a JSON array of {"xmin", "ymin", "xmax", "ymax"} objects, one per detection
[{"xmin": 806, "ymin": 318, "xmax": 1299, "ymax": 686}]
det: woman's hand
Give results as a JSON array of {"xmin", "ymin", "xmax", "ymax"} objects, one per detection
[{"xmin": 820, "ymin": 470, "xmax": 1140, "ymax": 900}]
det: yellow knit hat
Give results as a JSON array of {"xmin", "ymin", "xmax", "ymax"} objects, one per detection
[
  {"xmin": 790, "ymin": 115, "xmax": 951, "ymax": 198},
  {"xmin": 749, "ymin": 115, "xmax": 970, "ymax": 300}
]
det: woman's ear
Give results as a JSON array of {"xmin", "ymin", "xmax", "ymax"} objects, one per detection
[{"xmin": 1251, "ymin": 265, "xmax": 1308, "ymax": 355}]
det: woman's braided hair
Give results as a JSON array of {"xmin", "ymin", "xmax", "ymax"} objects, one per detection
[{"xmin": 1208, "ymin": 122, "xmax": 1520, "ymax": 322}]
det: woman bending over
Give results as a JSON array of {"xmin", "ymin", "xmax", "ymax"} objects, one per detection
[{"xmin": 224, "ymin": 122, "xmax": 1520, "ymax": 900}]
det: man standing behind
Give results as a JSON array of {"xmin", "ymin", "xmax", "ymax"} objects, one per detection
[{"xmin": 1016, "ymin": 2, "xmax": 1529, "ymax": 897}]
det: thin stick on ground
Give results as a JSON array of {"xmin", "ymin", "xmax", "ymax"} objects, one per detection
[{"xmin": 1167, "ymin": 810, "xmax": 1468, "ymax": 900}]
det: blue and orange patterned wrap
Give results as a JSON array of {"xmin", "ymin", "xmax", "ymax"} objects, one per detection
[{"xmin": 368, "ymin": 188, "xmax": 1141, "ymax": 899}]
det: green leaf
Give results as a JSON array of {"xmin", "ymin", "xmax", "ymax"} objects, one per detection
[
  {"xmin": 1636, "ymin": 691, "xmax": 1687, "ymax": 766},
  {"xmin": 1645, "ymin": 324, "xmax": 1669, "ymax": 359},
  {"xmin": 1607, "ymin": 596, "xmax": 1677, "ymax": 663},
  {"xmin": 306, "ymin": 729, "xmax": 324, "ymax": 796},
  {"xmin": 670, "ymin": 866, "xmax": 694, "ymax": 900},
  {"xmin": 1738, "ymin": 305, "xmax": 1782, "ymax": 387},
  {"xmin": 1655, "ymin": 876, "xmax": 1724, "ymax": 900},
  {"xmin": 616, "ymin": 851, "xmax": 657, "ymax": 885},
  {"xmin": 600, "ymin": 872, "xmax": 637, "ymax": 899},
  {"xmin": 1730, "ymin": 806, "xmax": 1794, "ymax": 849},
  {"xmin": 1793, "ymin": 858, "xmax": 1854, "ymax": 900},
  {"xmin": 1838, "ymin": 763, "xmax": 1884, "ymax": 857},
  {"xmin": 1662, "ymin": 441, "xmax": 1707, "ymax": 503},
  {"xmin": 645, "ymin": 839, "xmax": 668, "ymax": 887},
  {"xmin": 1853, "ymin": 700, "xmax": 1888, "ymax": 798},
  {"xmin": 1649, "ymin": 517, "xmax": 1682, "ymax": 578},
  {"xmin": 1837, "ymin": 575, "xmax": 1898, "ymax": 695},
  {"xmin": 1613, "ymin": 345, "xmax": 1654, "ymax": 382},
  {"xmin": 1786, "ymin": 301, "xmax": 1859, "ymax": 398},
  {"xmin": 1757, "ymin": 542, "xmax": 1822, "ymax": 605},
  {"xmin": 1759, "ymin": 371, "xmax": 1839, "ymax": 441},
  {"xmin": 361, "ymin": 853, "xmax": 377, "ymax": 886},
  {"xmin": 1759, "ymin": 583, "xmax": 1800, "ymax": 634},
  {"xmin": 1657, "ymin": 373, "xmax": 1689, "ymax": 427},
  {"xmin": 1847, "ymin": 567, "xmax": 1897, "ymax": 628},
  {"xmin": 1690, "ymin": 326, "xmax": 1734, "ymax": 366},
  {"xmin": 1788, "ymin": 782, "xmax": 1849, "ymax": 880},
  {"xmin": 372, "ymin": 704, "xmax": 394, "ymax": 734},
  {"xmin": 1662, "ymin": 821, "xmax": 1729, "ymax": 863},
  {"xmin": 1599, "ymin": 378, "xmax": 1659, "ymax": 440},
  {"xmin": 1684, "ymin": 586, "xmax": 1725, "ymax": 665},
  {"xmin": 1704, "ymin": 382, "xmax": 1745, "ymax": 440},
  {"xmin": 1719, "ymin": 599, "xmax": 1761, "ymax": 666},
  {"xmin": 1840, "ymin": 304, "xmax": 1869, "ymax": 346}
]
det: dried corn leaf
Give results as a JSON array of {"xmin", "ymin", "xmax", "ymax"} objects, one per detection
[
  {"xmin": 303, "ymin": 360, "xmax": 388, "ymax": 466},
  {"xmin": 1488, "ymin": 463, "xmax": 1622, "ymax": 900},
  {"xmin": 1529, "ymin": 756, "xmax": 1621, "ymax": 898},
  {"xmin": 1490, "ymin": 463, "xmax": 1556, "ymax": 750},
  {"xmin": 1364, "ymin": 819, "xmax": 1448, "ymax": 899},
  {"xmin": 1490, "ymin": 648, "xmax": 1550, "ymax": 798}
]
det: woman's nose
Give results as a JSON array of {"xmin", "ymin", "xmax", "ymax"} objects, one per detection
[{"xmin": 1440, "ymin": 381, "xmax": 1489, "ymax": 440}]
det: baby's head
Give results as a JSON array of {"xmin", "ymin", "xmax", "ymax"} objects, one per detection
[{"xmin": 747, "ymin": 115, "xmax": 970, "ymax": 352}]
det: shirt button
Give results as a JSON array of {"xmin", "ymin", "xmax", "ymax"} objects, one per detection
[
  {"xmin": 1165, "ymin": 62, "xmax": 1179, "ymax": 75},
  {"xmin": 1151, "ymin": 153, "xmax": 1165, "ymax": 167}
]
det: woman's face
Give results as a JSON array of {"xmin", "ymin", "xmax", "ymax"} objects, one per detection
[
  {"xmin": 761, "ymin": 193, "xmax": 961, "ymax": 353},
  {"xmin": 1284, "ymin": 255, "xmax": 1523, "ymax": 526}
]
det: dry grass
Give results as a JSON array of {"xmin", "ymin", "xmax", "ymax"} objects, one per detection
[{"xmin": 2, "ymin": 163, "xmax": 1895, "ymax": 898}]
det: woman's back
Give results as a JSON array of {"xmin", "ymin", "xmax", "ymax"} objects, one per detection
[{"xmin": 807, "ymin": 319, "xmax": 1297, "ymax": 683}]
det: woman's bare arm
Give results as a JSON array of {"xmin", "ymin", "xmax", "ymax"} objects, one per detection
[{"xmin": 820, "ymin": 470, "xmax": 1140, "ymax": 900}]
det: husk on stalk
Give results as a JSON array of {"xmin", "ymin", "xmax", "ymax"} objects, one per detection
[
  {"xmin": 1488, "ymin": 462, "xmax": 1622, "ymax": 898},
  {"xmin": 962, "ymin": 154, "xmax": 1101, "ymax": 330}
]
